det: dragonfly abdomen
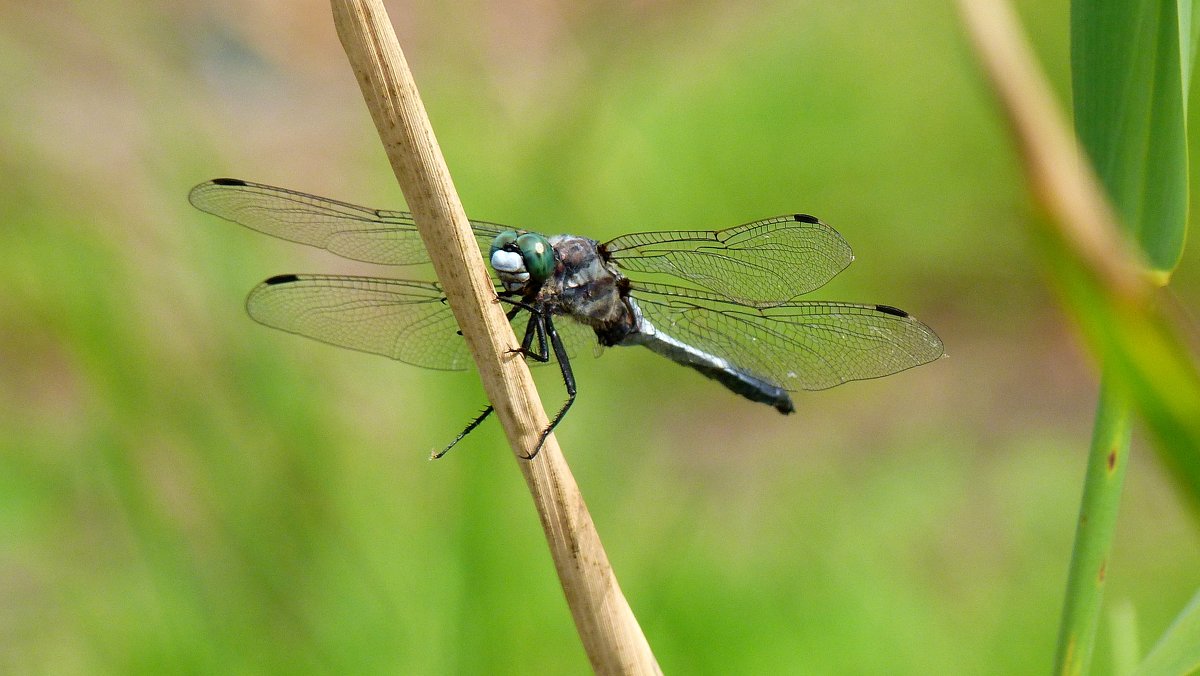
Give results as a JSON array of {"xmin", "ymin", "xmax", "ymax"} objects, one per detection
[
  {"xmin": 680, "ymin": 356, "xmax": 795, "ymax": 413},
  {"xmin": 626, "ymin": 311, "xmax": 794, "ymax": 414}
]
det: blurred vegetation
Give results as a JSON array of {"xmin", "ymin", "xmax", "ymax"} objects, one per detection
[{"xmin": 1, "ymin": 1, "xmax": 1198, "ymax": 673}]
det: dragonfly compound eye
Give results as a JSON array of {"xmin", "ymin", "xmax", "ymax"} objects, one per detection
[
  {"xmin": 517, "ymin": 233, "xmax": 554, "ymax": 282},
  {"xmin": 489, "ymin": 230, "xmax": 527, "ymax": 279},
  {"xmin": 489, "ymin": 230, "xmax": 519, "ymax": 260}
]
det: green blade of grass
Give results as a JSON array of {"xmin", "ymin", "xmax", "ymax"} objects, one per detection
[
  {"xmin": 959, "ymin": 0, "xmax": 1200, "ymax": 506},
  {"xmin": 1180, "ymin": 2, "xmax": 1199, "ymax": 107},
  {"xmin": 1072, "ymin": 0, "xmax": 1191, "ymax": 278},
  {"xmin": 957, "ymin": 0, "xmax": 1194, "ymax": 673},
  {"xmin": 1057, "ymin": 1, "xmax": 1193, "ymax": 673},
  {"xmin": 1134, "ymin": 588, "xmax": 1200, "ymax": 676}
]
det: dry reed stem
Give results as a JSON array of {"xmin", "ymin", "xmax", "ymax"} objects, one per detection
[{"xmin": 328, "ymin": 1, "xmax": 660, "ymax": 673}]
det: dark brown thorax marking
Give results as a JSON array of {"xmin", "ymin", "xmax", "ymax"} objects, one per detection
[
  {"xmin": 599, "ymin": 277, "xmax": 638, "ymax": 347},
  {"xmin": 542, "ymin": 234, "xmax": 639, "ymax": 347}
]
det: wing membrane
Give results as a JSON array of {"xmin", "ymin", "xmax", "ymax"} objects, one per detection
[
  {"xmin": 630, "ymin": 282, "xmax": 943, "ymax": 391},
  {"xmin": 189, "ymin": 179, "xmax": 510, "ymax": 265},
  {"xmin": 246, "ymin": 275, "xmax": 474, "ymax": 369},
  {"xmin": 604, "ymin": 215, "xmax": 854, "ymax": 305},
  {"xmin": 245, "ymin": 274, "xmax": 599, "ymax": 370}
]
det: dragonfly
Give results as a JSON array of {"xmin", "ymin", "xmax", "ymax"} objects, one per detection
[{"xmin": 190, "ymin": 178, "xmax": 944, "ymax": 458}]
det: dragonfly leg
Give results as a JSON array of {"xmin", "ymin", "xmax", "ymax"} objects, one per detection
[
  {"xmin": 434, "ymin": 311, "xmax": 555, "ymax": 459},
  {"xmin": 499, "ymin": 298, "xmax": 552, "ymax": 362},
  {"xmin": 430, "ymin": 405, "xmax": 494, "ymax": 460},
  {"xmin": 521, "ymin": 315, "xmax": 576, "ymax": 460},
  {"xmin": 514, "ymin": 312, "xmax": 551, "ymax": 363}
]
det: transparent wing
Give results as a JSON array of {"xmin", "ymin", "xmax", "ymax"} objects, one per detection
[
  {"xmin": 603, "ymin": 214, "xmax": 854, "ymax": 306},
  {"xmin": 246, "ymin": 275, "xmax": 473, "ymax": 369},
  {"xmin": 245, "ymin": 274, "xmax": 600, "ymax": 370},
  {"xmin": 189, "ymin": 178, "xmax": 512, "ymax": 265},
  {"xmin": 630, "ymin": 282, "xmax": 943, "ymax": 391}
]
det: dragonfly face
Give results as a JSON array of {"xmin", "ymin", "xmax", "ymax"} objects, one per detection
[
  {"xmin": 489, "ymin": 230, "xmax": 555, "ymax": 293},
  {"xmin": 190, "ymin": 178, "xmax": 945, "ymax": 457}
]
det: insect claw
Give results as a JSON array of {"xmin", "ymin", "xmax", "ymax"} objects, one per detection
[{"xmin": 518, "ymin": 428, "xmax": 551, "ymax": 460}]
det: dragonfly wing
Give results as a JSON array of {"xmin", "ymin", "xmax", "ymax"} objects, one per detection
[
  {"xmin": 603, "ymin": 215, "xmax": 854, "ymax": 305},
  {"xmin": 245, "ymin": 274, "xmax": 601, "ymax": 370},
  {"xmin": 190, "ymin": 178, "xmax": 510, "ymax": 265},
  {"xmin": 629, "ymin": 282, "xmax": 943, "ymax": 391},
  {"xmin": 246, "ymin": 274, "xmax": 475, "ymax": 370}
]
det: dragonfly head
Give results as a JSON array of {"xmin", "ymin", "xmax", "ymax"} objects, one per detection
[{"xmin": 489, "ymin": 231, "xmax": 555, "ymax": 292}]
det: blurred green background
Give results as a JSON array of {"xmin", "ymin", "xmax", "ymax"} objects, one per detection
[{"xmin": 2, "ymin": 0, "xmax": 1198, "ymax": 673}]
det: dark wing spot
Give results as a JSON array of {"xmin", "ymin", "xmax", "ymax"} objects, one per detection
[
  {"xmin": 211, "ymin": 177, "xmax": 248, "ymax": 186},
  {"xmin": 264, "ymin": 274, "xmax": 301, "ymax": 285},
  {"xmin": 793, "ymin": 214, "xmax": 820, "ymax": 224},
  {"xmin": 875, "ymin": 304, "xmax": 909, "ymax": 317}
]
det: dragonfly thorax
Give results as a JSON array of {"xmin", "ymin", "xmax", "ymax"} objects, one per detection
[{"xmin": 543, "ymin": 234, "xmax": 638, "ymax": 345}]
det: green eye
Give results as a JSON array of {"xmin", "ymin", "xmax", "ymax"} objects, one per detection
[
  {"xmin": 489, "ymin": 231, "xmax": 518, "ymax": 259},
  {"xmin": 517, "ymin": 233, "xmax": 553, "ymax": 281}
]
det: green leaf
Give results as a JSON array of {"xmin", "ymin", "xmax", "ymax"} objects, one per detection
[
  {"xmin": 1057, "ymin": 1, "xmax": 1196, "ymax": 673},
  {"xmin": 1071, "ymin": 0, "xmax": 1191, "ymax": 276},
  {"xmin": 1181, "ymin": 1, "xmax": 1199, "ymax": 99},
  {"xmin": 1135, "ymin": 588, "xmax": 1200, "ymax": 676}
]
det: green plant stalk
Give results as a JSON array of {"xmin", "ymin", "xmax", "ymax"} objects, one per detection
[
  {"xmin": 1054, "ymin": 242, "xmax": 1200, "ymax": 510},
  {"xmin": 1054, "ymin": 376, "xmax": 1133, "ymax": 675},
  {"xmin": 1056, "ymin": 0, "xmax": 1194, "ymax": 671},
  {"xmin": 958, "ymin": 0, "xmax": 1198, "ymax": 666}
]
